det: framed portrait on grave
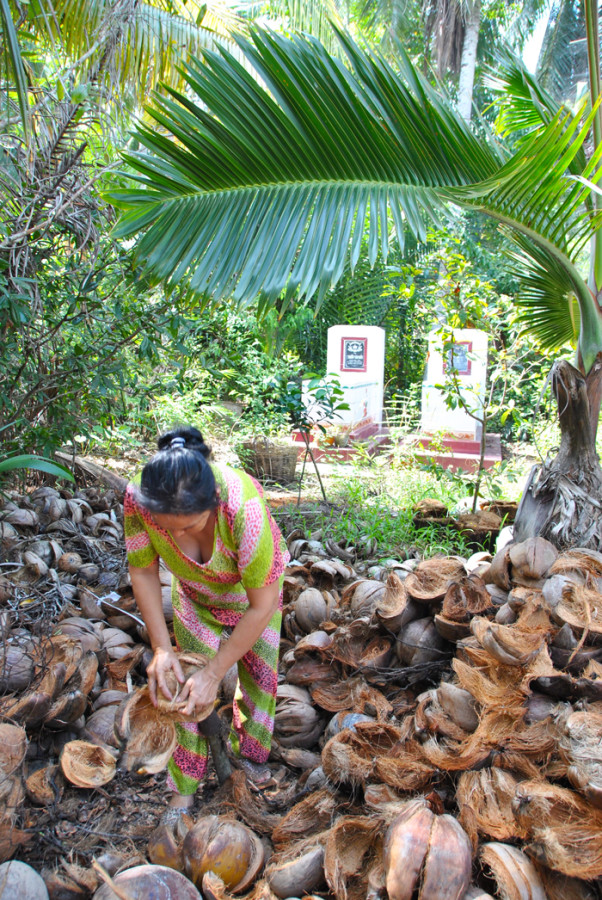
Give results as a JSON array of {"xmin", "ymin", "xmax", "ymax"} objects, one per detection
[
  {"xmin": 341, "ymin": 337, "xmax": 368, "ymax": 372},
  {"xmin": 444, "ymin": 341, "xmax": 472, "ymax": 376}
]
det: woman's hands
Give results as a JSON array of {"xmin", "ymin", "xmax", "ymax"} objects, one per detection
[
  {"xmin": 147, "ymin": 647, "xmax": 185, "ymax": 706},
  {"xmin": 179, "ymin": 666, "xmax": 221, "ymax": 718}
]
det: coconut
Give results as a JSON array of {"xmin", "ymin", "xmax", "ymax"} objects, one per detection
[
  {"xmin": 396, "ymin": 618, "xmax": 449, "ymax": 666},
  {"xmin": 343, "ymin": 580, "xmax": 387, "ymax": 617},
  {"xmin": 115, "ymin": 691, "xmax": 178, "ymax": 774},
  {"xmin": 0, "ymin": 724, "xmax": 27, "ymax": 778},
  {"xmin": 58, "ymin": 552, "xmax": 84, "ymax": 574},
  {"xmin": 25, "ymin": 765, "xmax": 62, "ymax": 807},
  {"xmin": 273, "ymin": 685, "xmax": 324, "ymax": 748},
  {"xmin": 182, "ymin": 816, "xmax": 264, "ymax": 893},
  {"xmin": 60, "ymin": 740, "xmax": 116, "ymax": 788},
  {"xmin": 0, "ymin": 860, "xmax": 49, "ymax": 900},
  {"xmin": 293, "ymin": 589, "xmax": 333, "ymax": 633},
  {"xmin": 266, "ymin": 844, "xmax": 325, "ymax": 898},
  {"xmin": 404, "ymin": 558, "xmax": 467, "ymax": 605},
  {"xmin": 0, "ymin": 641, "xmax": 35, "ymax": 692},
  {"xmin": 478, "ymin": 842, "xmax": 547, "ymax": 900},
  {"xmin": 93, "ymin": 864, "xmax": 201, "ymax": 899},
  {"xmin": 384, "ymin": 799, "xmax": 472, "ymax": 900}
]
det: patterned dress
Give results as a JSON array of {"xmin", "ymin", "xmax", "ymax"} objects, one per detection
[{"xmin": 124, "ymin": 463, "xmax": 289, "ymax": 795}]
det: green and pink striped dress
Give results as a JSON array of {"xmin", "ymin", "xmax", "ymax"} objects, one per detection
[{"xmin": 124, "ymin": 463, "xmax": 289, "ymax": 795}]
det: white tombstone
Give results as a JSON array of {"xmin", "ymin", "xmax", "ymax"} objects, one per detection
[
  {"xmin": 324, "ymin": 325, "xmax": 386, "ymax": 426},
  {"xmin": 421, "ymin": 328, "xmax": 488, "ymax": 440}
]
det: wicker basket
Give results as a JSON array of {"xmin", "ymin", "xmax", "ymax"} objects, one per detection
[{"xmin": 238, "ymin": 438, "xmax": 299, "ymax": 484}]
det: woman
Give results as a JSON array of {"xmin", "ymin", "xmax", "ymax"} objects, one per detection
[{"xmin": 123, "ymin": 426, "xmax": 289, "ymax": 823}]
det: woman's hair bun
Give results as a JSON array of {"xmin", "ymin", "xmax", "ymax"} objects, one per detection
[{"xmin": 157, "ymin": 426, "xmax": 211, "ymax": 459}]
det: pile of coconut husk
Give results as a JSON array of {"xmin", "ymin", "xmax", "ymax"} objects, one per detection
[{"xmin": 1, "ymin": 484, "xmax": 602, "ymax": 899}]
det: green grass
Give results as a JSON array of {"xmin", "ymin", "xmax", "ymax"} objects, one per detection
[{"xmin": 273, "ymin": 459, "xmax": 502, "ymax": 560}]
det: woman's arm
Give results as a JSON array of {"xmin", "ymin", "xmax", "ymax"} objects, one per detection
[
  {"xmin": 129, "ymin": 561, "xmax": 184, "ymax": 703},
  {"xmin": 179, "ymin": 580, "xmax": 280, "ymax": 717}
]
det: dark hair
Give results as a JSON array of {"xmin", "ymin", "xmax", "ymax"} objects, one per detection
[{"xmin": 137, "ymin": 427, "xmax": 218, "ymax": 515}]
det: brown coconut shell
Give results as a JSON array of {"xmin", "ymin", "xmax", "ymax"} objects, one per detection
[
  {"xmin": 383, "ymin": 798, "xmax": 472, "ymax": 900},
  {"xmin": 0, "ymin": 724, "xmax": 27, "ymax": 778},
  {"xmin": 404, "ymin": 558, "xmax": 467, "ymax": 604},
  {"xmin": 265, "ymin": 841, "xmax": 326, "ymax": 899},
  {"xmin": 441, "ymin": 576, "xmax": 493, "ymax": 622},
  {"xmin": 93, "ymin": 863, "xmax": 201, "ymax": 899},
  {"xmin": 60, "ymin": 740, "xmax": 116, "ymax": 788},
  {"xmin": 182, "ymin": 816, "xmax": 264, "ymax": 893},
  {"xmin": 396, "ymin": 617, "xmax": 449, "ymax": 666},
  {"xmin": 340, "ymin": 580, "xmax": 387, "ymax": 618},
  {"xmin": 273, "ymin": 684, "xmax": 324, "ymax": 748},
  {"xmin": 25, "ymin": 765, "xmax": 62, "ymax": 806}
]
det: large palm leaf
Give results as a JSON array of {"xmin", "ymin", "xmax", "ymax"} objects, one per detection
[
  {"xmin": 111, "ymin": 26, "xmax": 499, "ymax": 306},
  {"xmin": 112, "ymin": 25, "xmax": 602, "ymax": 364}
]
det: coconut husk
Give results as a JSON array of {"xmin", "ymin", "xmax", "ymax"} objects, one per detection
[
  {"xmin": 44, "ymin": 688, "xmax": 88, "ymax": 729},
  {"xmin": 265, "ymin": 837, "xmax": 326, "ymax": 899},
  {"xmin": 535, "ymin": 868, "xmax": 597, "ymax": 900},
  {"xmin": 274, "ymin": 684, "xmax": 325, "ymax": 748},
  {"xmin": 478, "ymin": 842, "xmax": 547, "ymax": 900},
  {"xmin": 525, "ymin": 820, "xmax": 602, "ymax": 881},
  {"xmin": 115, "ymin": 691, "xmax": 178, "ymax": 774},
  {"xmin": 321, "ymin": 722, "xmax": 404, "ymax": 786},
  {"xmin": 509, "ymin": 538, "xmax": 558, "ymax": 582},
  {"xmin": 182, "ymin": 815, "xmax": 264, "ymax": 894},
  {"xmin": 455, "ymin": 511, "xmax": 502, "ymax": 546},
  {"xmin": 396, "ymin": 617, "xmax": 450, "ymax": 666},
  {"xmin": 559, "ymin": 709, "xmax": 602, "ymax": 806},
  {"xmin": 549, "ymin": 549, "xmax": 602, "ymax": 582},
  {"xmin": 456, "ymin": 768, "xmax": 526, "ymax": 844},
  {"xmin": 554, "ymin": 583, "xmax": 602, "ymax": 638},
  {"xmin": 324, "ymin": 816, "xmax": 382, "ymax": 900},
  {"xmin": 363, "ymin": 783, "xmax": 404, "ymax": 810},
  {"xmin": 374, "ymin": 573, "xmax": 411, "ymax": 632},
  {"xmin": 0, "ymin": 819, "xmax": 31, "ymax": 862},
  {"xmin": 271, "ymin": 789, "xmax": 337, "ymax": 847},
  {"xmin": 311, "ymin": 678, "xmax": 392, "ymax": 719},
  {"xmin": 372, "ymin": 742, "xmax": 436, "ymax": 794},
  {"xmin": 228, "ymin": 770, "xmax": 282, "ymax": 836},
  {"xmin": 105, "ymin": 645, "xmax": 145, "ymax": 691},
  {"xmin": 433, "ymin": 614, "xmax": 472, "ymax": 641},
  {"xmin": 403, "ymin": 558, "xmax": 467, "ymax": 604},
  {"xmin": 0, "ymin": 688, "xmax": 54, "ymax": 729},
  {"xmin": 436, "ymin": 682, "xmax": 479, "ymax": 732},
  {"xmin": 25, "ymin": 764, "xmax": 62, "ymax": 806},
  {"xmin": 285, "ymin": 657, "xmax": 339, "ymax": 687},
  {"xmin": 414, "ymin": 689, "xmax": 472, "ymax": 742},
  {"xmin": 60, "ymin": 740, "xmax": 116, "ymax": 788},
  {"xmin": 485, "ymin": 546, "xmax": 512, "ymax": 591},
  {"xmin": 0, "ymin": 724, "xmax": 27, "ymax": 778},
  {"xmin": 470, "ymin": 617, "xmax": 546, "ymax": 668},
  {"xmin": 441, "ymin": 576, "xmax": 492, "ymax": 622},
  {"xmin": 340, "ymin": 580, "xmax": 386, "ymax": 618},
  {"xmin": 83, "ymin": 705, "xmax": 121, "ymax": 750}
]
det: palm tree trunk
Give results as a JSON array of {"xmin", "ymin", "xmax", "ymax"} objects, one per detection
[
  {"xmin": 457, "ymin": 0, "xmax": 481, "ymax": 123},
  {"xmin": 513, "ymin": 359, "xmax": 602, "ymax": 550}
]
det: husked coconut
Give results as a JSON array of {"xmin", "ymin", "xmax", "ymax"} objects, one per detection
[
  {"xmin": 384, "ymin": 799, "xmax": 472, "ymax": 900},
  {"xmin": 182, "ymin": 816, "xmax": 264, "ymax": 893}
]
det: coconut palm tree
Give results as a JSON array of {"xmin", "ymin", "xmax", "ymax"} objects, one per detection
[{"xmin": 111, "ymin": 7, "xmax": 602, "ymax": 549}]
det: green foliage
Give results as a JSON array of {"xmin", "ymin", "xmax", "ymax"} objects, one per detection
[
  {"xmin": 0, "ymin": 237, "xmax": 197, "ymax": 456},
  {"xmin": 0, "ymin": 454, "xmax": 74, "ymax": 481}
]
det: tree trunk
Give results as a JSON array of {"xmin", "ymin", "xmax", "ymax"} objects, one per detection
[
  {"xmin": 513, "ymin": 359, "xmax": 602, "ymax": 550},
  {"xmin": 457, "ymin": 0, "xmax": 481, "ymax": 123}
]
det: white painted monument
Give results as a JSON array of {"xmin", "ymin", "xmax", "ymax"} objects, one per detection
[
  {"xmin": 421, "ymin": 328, "xmax": 488, "ymax": 440},
  {"xmin": 322, "ymin": 325, "xmax": 386, "ymax": 426}
]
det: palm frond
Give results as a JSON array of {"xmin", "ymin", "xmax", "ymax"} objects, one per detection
[
  {"xmin": 0, "ymin": 0, "xmax": 31, "ymax": 138},
  {"xmin": 111, "ymin": 26, "xmax": 499, "ymax": 305},
  {"xmin": 451, "ymin": 100, "xmax": 602, "ymax": 261},
  {"xmin": 505, "ymin": 232, "xmax": 580, "ymax": 350}
]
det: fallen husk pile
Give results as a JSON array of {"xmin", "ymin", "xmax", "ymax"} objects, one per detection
[{"xmin": 2, "ymin": 484, "xmax": 602, "ymax": 899}]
